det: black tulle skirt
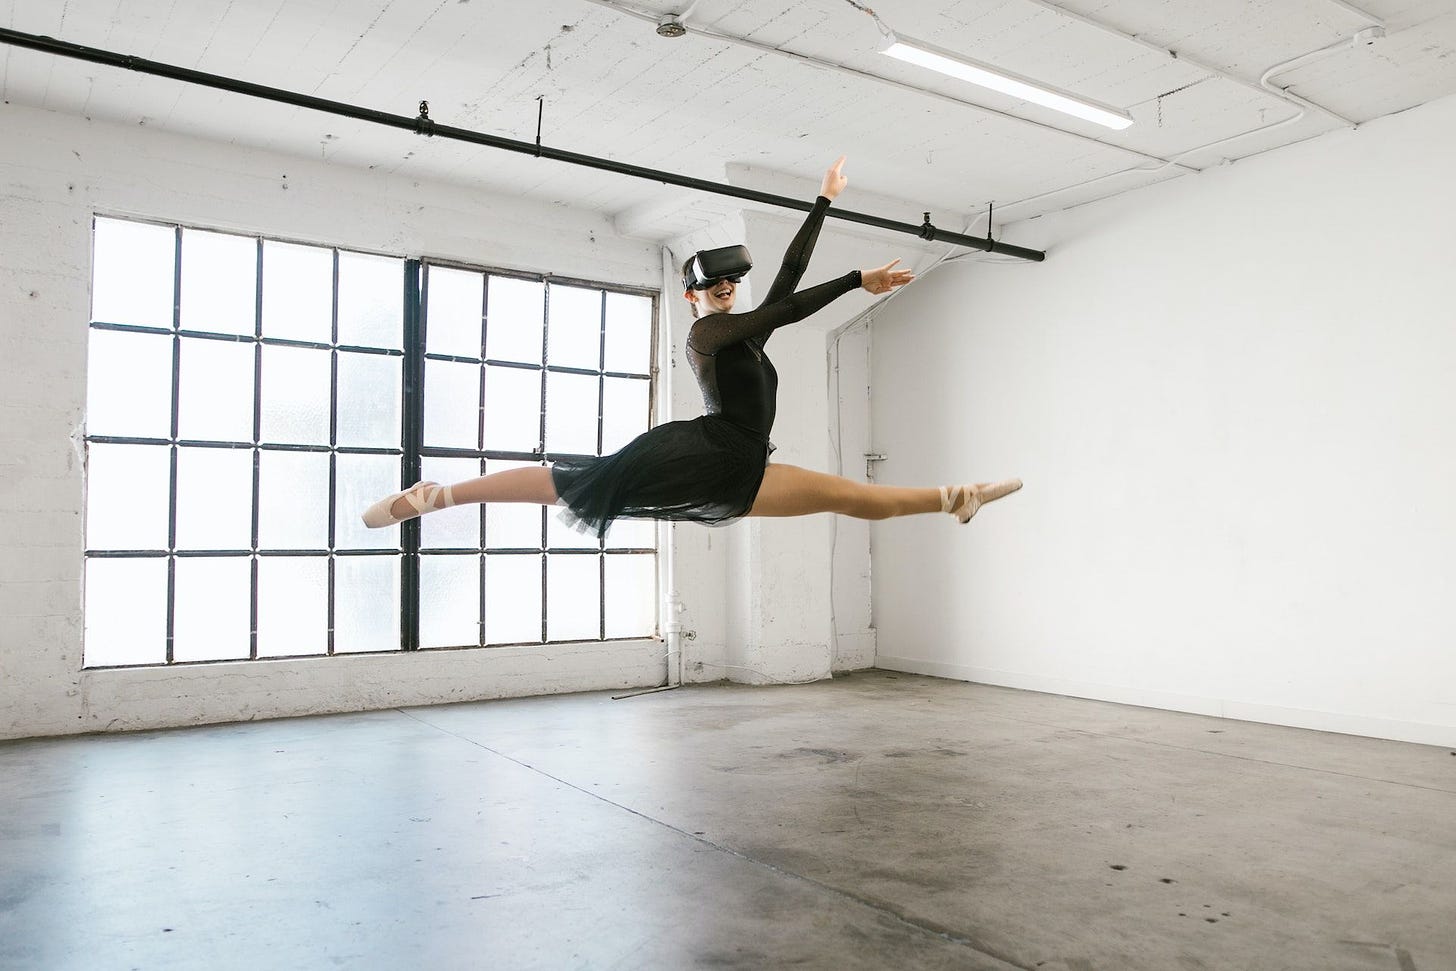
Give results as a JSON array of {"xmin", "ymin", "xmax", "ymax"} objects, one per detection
[{"xmin": 550, "ymin": 415, "xmax": 773, "ymax": 539}]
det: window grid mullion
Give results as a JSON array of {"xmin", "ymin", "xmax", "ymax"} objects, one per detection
[
  {"xmin": 165, "ymin": 225, "xmax": 182, "ymax": 665},
  {"xmin": 476, "ymin": 271, "xmax": 487, "ymax": 457},
  {"xmin": 401, "ymin": 260, "xmax": 424, "ymax": 651},
  {"xmin": 324, "ymin": 247, "xmax": 341, "ymax": 659},
  {"xmin": 539, "ymin": 280, "xmax": 551, "ymax": 644},
  {"xmin": 250, "ymin": 236, "xmax": 265, "ymax": 661},
  {"xmin": 86, "ymin": 437, "xmax": 401, "ymax": 455},
  {"xmin": 479, "ymin": 274, "xmax": 490, "ymax": 647},
  {"xmin": 598, "ymin": 289, "xmax": 607, "ymax": 639}
]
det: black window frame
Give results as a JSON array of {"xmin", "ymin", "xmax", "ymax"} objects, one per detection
[{"xmin": 81, "ymin": 215, "xmax": 660, "ymax": 669}]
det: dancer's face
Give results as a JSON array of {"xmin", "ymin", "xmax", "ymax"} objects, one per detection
[{"xmin": 686, "ymin": 277, "xmax": 738, "ymax": 316}]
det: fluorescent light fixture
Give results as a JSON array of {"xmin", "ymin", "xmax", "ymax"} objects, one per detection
[{"xmin": 879, "ymin": 32, "xmax": 1134, "ymax": 131}]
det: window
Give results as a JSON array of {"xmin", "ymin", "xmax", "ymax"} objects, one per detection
[
  {"xmin": 83, "ymin": 216, "xmax": 658, "ymax": 667},
  {"xmin": 415, "ymin": 263, "xmax": 659, "ymax": 650}
]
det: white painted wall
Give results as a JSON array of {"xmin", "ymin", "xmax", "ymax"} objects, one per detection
[
  {"xmin": 870, "ymin": 92, "xmax": 1456, "ymax": 747},
  {"xmin": 0, "ymin": 102, "xmax": 678, "ymax": 740}
]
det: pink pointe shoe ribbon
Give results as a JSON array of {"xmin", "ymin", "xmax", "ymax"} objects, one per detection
[{"xmin": 940, "ymin": 479, "xmax": 1023, "ymax": 524}]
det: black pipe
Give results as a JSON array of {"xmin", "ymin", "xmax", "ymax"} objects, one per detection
[{"xmin": 0, "ymin": 26, "xmax": 1046, "ymax": 262}]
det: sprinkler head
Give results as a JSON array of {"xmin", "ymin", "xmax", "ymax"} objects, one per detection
[{"xmin": 657, "ymin": 15, "xmax": 687, "ymax": 38}]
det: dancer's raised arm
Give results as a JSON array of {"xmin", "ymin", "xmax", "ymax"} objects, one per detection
[{"xmin": 758, "ymin": 156, "xmax": 847, "ymax": 310}]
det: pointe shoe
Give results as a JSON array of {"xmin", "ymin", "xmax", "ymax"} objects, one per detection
[
  {"xmin": 361, "ymin": 480, "xmax": 456, "ymax": 528},
  {"xmin": 940, "ymin": 479, "xmax": 1022, "ymax": 524}
]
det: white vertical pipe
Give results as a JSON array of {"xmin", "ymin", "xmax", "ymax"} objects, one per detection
[
  {"xmin": 659, "ymin": 247, "xmax": 684, "ymax": 686},
  {"xmin": 662, "ymin": 525, "xmax": 684, "ymax": 686}
]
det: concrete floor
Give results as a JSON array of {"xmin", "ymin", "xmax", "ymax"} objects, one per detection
[{"xmin": 1, "ymin": 671, "xmax": 1453, "ymax": 970}]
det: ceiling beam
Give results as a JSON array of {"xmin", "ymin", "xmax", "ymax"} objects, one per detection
[{"xmin": 0, "ymin": 25, "xmax": 1047, "ymax": 261}]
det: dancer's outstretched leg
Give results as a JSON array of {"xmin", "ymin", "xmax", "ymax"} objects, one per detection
[
  {"xmin": 747, "ymin": 463, "xmax": 1020, "ymax": 522},
  {"xmin": 362, "ymin": 467, "xmax": 558, "ymax": 528}
]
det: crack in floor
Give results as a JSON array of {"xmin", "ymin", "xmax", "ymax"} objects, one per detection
[{"xmin": 396, "ymin": 706, "xmax": 1033, "ymax": 971}]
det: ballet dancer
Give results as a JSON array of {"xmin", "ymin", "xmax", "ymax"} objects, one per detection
[{"xmin": 363, "ymin": 156, "xmax": 1021, "ymax": 533}]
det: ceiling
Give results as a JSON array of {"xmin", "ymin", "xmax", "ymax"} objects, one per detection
[{"xmin": 3, "ymin": 0, "xmax": 1454, "ymax": 244}]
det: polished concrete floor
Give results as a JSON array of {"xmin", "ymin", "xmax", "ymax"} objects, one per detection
[{"xmin": 2, "ymin": 671, "xmax": 1454, "ymax": 970}]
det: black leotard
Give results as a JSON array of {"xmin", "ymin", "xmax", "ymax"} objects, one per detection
[
  {"xmin": 550, "ymin": 195, "xmax": 861, "ymax": 537},
  {"xmin": 685, "ymin": 196, "xmax": 861, "ymax": 438}
]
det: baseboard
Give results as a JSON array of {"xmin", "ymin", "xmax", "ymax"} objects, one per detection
[{"xmin": 873, "ymin": 655, "xmax": 1456, "ymax": 748}]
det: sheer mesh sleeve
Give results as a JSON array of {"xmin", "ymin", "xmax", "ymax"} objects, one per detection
[
  {"xmin": 759, "ymin": 196, "xmax": 831, "ymax": 310},
  {"xmin": 686, "ymin": 270, "xmax": 862, "ymax": 356}
]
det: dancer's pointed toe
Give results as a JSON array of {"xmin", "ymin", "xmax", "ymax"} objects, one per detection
[
  {"xmin": 981, "ymin": 478, "xmax": 1023, "ymax": 503},
  {"xmin": 940, "ymin": 478, "xmax": 1023, "ymax": 524},
  {"xmin": 362, "ymin": 481, "xmax": 422, "ymax": 528}
]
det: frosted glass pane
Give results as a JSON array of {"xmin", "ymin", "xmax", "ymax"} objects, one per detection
[
  {"xmin": 262, "ymin": 240, "xmax": 333, "ymax": 343},
  {"xmin": 605, "ymin": 554, "xmax": 657, "ymax": 639},
  {"xmin": 258, "ymin": 450, "xmax": 330, "ymax": 550},
  {"xmin": 485, "ymin": 276, "xmax": 543, "ymax": 365},
  {"xmin": 548, "ymin": 498, "xmax": 599, "ymax": 551},
  {"xmin": 421, "ymin": 456, "xmax": 483, "ymax": 550},
  {"xmin": 337, "ymin": 351, "xmax": 401, "ymax": 448},
  {"xmin": 87, "ymin": 329, "xmax": 173, "ymax": 439},
  {"xmin": 257, "ymin": 557, "xmax": 328, "ymax": 657},
  {"xmin": 547, "ymin": 555, "xmax": 600, "ymax": 641},
  {"xmin": 485, "ymin": 459, "xmax": 542, "ymax": 550},
  {"xmin": 181, "ymin": 229, "xmax": 256, "ymax": 336},
  {"xmin": 177, "ymin": 338, "xmax": 254, "ymax": 443},
  {"xmin": 92, "ymin": 218, "xmax": 174, "ymax": 328},
  {"xmin": 601, "ymin": 377, "xmax": 649, "ymax": 455},
  {"xmin": 335, "ymin": 453, "xmax": 402, "ymax": 551},
  {"xmin": 335, "ymin": 556, "xmax": 400, "ymax": 653},
  {"xmin": 175, "ymin": 447, "xmax": 252, "ymax": 551},
  {"xmin": 84, "ymin": 558, "xmax": 167, "ymax": 667},
  {"xmin": 420, "ymin": 554, "xmax": 481, "ymax": 648},
  {"xmin": 604, "ymin": 292, "xmax": 652, "ymax": 375},
  {"xmin": 86, "ymin": 443, "xmax": 170, "ymax": 551},
  {"xmin": 482, "ymin": 366, "xmax": 542, "ymax": 453},
  {"xmin": 546, "ymin": 371, "xmax": 599, "ymax": 455},
  {"xmin": 425, "ymin": 267, "xmax": 484, "ymax": 358},
  {"xmin": 424, "ymin": 360, "xmax": 480, "ymax": 450},
  {"xmin": 484, "ymin": 554, "xmax": 542, "ymax": 644},
  {"xmin": 547, "ymin": 284, "xmax": 601, "ymax": 370},
  {"xmin": 338, "ymin": 251, "xmax": 403, "ymax": 349},
  {"xmin": 260, "ymin": 345, "xmax": 331, "ymax": 445},
  {"xmin": 604, "ymin": 516, "xmax": 656, "ymax": 551},
  {"xmin": 173, "ymin": 557, "xmax": 251, "ymax": 662}
]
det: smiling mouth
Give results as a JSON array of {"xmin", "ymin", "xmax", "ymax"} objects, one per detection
[{"xmin": 714, "ymin": 286, "xmax": 733, "ymax": 299}]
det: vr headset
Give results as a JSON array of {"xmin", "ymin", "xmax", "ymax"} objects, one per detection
[{"xmin": 683, "ymin": 244, "xmax": 753, "ymax": 291}]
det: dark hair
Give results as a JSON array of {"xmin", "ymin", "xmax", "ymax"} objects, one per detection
[{"xmin": 681, "ymin": 256, "xmax": 698, "ymax": 317}]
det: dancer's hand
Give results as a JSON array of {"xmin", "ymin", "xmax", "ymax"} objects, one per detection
[
  {"xmin": 820, "ymin": 156, "xmax": 847, "ymax": 201},
  {"xmin": 861, "ymin": 259, "xmax": 915, "ymax": 295}
]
